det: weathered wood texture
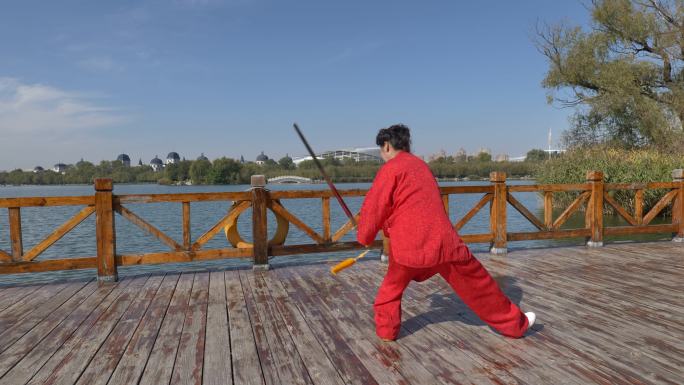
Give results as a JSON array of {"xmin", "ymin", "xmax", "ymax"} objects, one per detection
[
  {"xmin": 674, "ymin": 170, "xmax": 684, "ymax": 238},
  {"xmin": 489, "ymin": 172, "xmax": 507, "ymax": 252},
  {"xmin": 22, "ymin": 205, "xmax": 96, "ymax": 262},
  {"xmin": 0, "ymin": 241, "xmax": 681, "ymax": 384},
  {"xmin": 2, "ymin": 171, "xmax": 684, "ymax": 276},
  {"xmin": 587, "ymin": 171, "xmax": 604, "ymax": 245},
  {"xmin": 8, "ymin": 208, "xmax": 22, "ymax": 261},
  {"xmin": 252, "ymin": 178, "xmax": 269, "ymax": 267},
  {"xmin": 95, "ymin": 178, "xmax": 117, "ymax": 281}
]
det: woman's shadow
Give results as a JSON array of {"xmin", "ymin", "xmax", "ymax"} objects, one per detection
[{"xmin": 401, "ymin": 275, "xmax": 543, "ymax": 337}]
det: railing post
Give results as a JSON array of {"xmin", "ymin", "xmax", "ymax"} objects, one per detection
[
  {"xmin": 586, "ymin": 171, "xmax": 604, "ymax": 247},
  {"xmin": 251, "ymin": 175, "xmax": 269, "ymax": 270},
  {"xmin": 489, "ymin": 171, "xmax": 507, "ymax": 255},
  {"xmin": 672, "ymin": 169, "xmax": 684, "ymax": 242},
  {"xmin": 94, "ymin": 178, "xmax": 117, "ymax": 282},
  {"xmin": 8, "ymin": 207, "xmax": 23, "ymax": 261}
]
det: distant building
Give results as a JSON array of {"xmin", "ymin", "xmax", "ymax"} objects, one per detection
[
  {"xmin": 477, "ymin": 147, "xmax": 491, "ymax": 155},
  {"xmin": 292, "ymin": 147, "xmax": 382, "ymax": 166},
  {"xmin": 197, "ymin": 153, "xmax": 209, "ymax": 162},
  {"xmin": 256, "ymin": 151, "xmax": 269, "ymax": 165},
  {"xmin": 33, "ymin": 166, "xmax": 44, "ymax": 173},
  {"xmin": 166, "ymin": 152, "xmax": 181, "ymax": 165},
  {"xmin": 544, "ymin": 149, "xmax": 566, "ymax": 156},
  {"xmin": 240, "ymin": 155, "xmax": 245, "ymax": 164},
  {"xmin": 116, "ymin": 153, "xmax": 131, "ymax": 167},
  {"xmin": 454, "ymin": 148, "xmax": 467, "ymax": 161},
  {"xmin": 53, "ymin": 163, "xmax": 67, "ymax": 174},
  {"xmin": 150, "ymin": 156, "xmax": 164, "ymax": 172},
  {"xmin": 495, "ymin": 154, "xmax": 510, "ymax": 162},
  {"xmin": 428, "ymin": 149, "xmax": 447, "ymax": 162}
]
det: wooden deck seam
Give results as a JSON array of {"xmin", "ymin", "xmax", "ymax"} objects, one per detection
[
  {"xmin": 258, "ymin": 272, "xmax": 348, "ymax": 385},
  {"xmin": 8, "ymin": 277, "xmax": 136, "ymax": 385},
  {"xmin": 135, "ymin": 273, "xmax": 192, "ymax": 385},
  {"xmin": 0, "ymin": 278, "xmax": 94, "ymax": 355},
  {"xmin": 107, "ymin": 274, "xmax": 181, "ymax": 385},
  {"xmin": 0, "ymin": 280, "xmax": 102, "ymax": 381},
  {"xmin": 497, "ymin": 261, "xmax": 684, "ymax": 374},
  {"xmin": 0, "ymin": 285, "xmax": 43, "ymax": 313},
  {"xmin": 203, "ymin": 271, "xmax": 233, "ymax": 385},
  {"xmin": 341, "ymin": 266, "xmax": 553, "ymax": 385},
  {"xmin": 282, "ymin": 267, "xmax": 442, "ymax": 385},
  {"xmin": 264, "ymin": 272, "xmax": 379, "ymax": 385},
  {"xmin": 44, "ymin": 275, "xmax": 154, "ymax": 385},
  {"xmin": 128, "ymin": 273, "xmax": 175, "ymax": 385},
  {"xmin": 77, "ymin": 274, "xmax": 168, "ymax": 385},
  {"xmin": 278, "ymin": 269, "xmax": 413, "ymax": 385},
  {"xmin": 0, "ymin": 242, "xmax": 682, "ymax": 385},
  {"xmin": 240, "ymin": 269, "xmax": 282, "ymax": 385},
  {"xmin": 240, "ymin": 269, "xmax": 313, "ymax": 385},
  {"xmin": 0, "ymin": 282, "xmax": 70, "ymax": 327},
  {"xmin": 166, "ymin": 273, "xmax": 197, "ymax": 385},
  {"xmin": 355, "ymin": 266, "xmax": 584, "ymax": 385},
  {"xmin": 224, "ymin": 271, "xmax": 235, "ymax": 385}
]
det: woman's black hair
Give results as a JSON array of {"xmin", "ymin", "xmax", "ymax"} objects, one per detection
[{"xmin": 375, "ymin": 124, "xmax": 411, "ymax": 152}]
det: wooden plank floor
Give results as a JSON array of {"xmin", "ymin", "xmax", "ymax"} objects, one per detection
[{"xmin": 0, "ymin": 241, "xmax": 682, "ymax": 385}]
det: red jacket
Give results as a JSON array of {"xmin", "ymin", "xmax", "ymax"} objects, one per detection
[{"xmin": 357, "ymin": 151, "xmax": 472, "ymax": 267}]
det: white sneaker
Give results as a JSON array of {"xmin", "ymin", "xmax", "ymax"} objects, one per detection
[{"xmin": 525, "ymin": 312, "xmax": 536, "ymax": 329}]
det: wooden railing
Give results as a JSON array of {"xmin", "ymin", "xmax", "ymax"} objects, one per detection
[{"xmin": 1, "ymin": 170, "xmax": 682, "ymax": 281}]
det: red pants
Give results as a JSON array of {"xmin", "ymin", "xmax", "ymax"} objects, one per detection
[{"xmin": 374, "ymin": 254, "xmax": 529, "ymax": 340}]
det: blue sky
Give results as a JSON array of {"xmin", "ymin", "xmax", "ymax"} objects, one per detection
[{"xmin": 0, "ymin": 0, "xmax": 590, "ymax": 170}]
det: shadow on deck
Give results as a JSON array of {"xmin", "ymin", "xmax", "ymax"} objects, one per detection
[{"xmin": 0, "ymin": 241, "xmax": 682, "ymax": 384}]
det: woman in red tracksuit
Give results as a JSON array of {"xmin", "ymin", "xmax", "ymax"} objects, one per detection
[{"xmin": 357, "ymin": 124, "xmax": 535, "ymax": 341}]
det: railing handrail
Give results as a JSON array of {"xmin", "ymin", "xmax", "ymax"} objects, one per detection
[{"xmin": 1, "ymin": 169, "xmax": 682, "ymax": 280}]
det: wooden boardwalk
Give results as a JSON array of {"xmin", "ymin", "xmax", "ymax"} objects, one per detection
[{"xmin": 0, "ymin": 241, "xmax": 682, "ymax": 385}]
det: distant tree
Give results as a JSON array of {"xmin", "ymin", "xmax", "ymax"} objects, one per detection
[
  {"xmin": 297, "ymin": 160, "xmax": 316, "ymax": 169},
  {"xmin": 7, "ymin": 169, "xmax": 26, "ymax": 185},
  {"xmin": 177, "ymin": 160, "xmax": 192, "ymax": 182},
  {"xmin": 526, "ymin": 149, "xmax": 548, "ymax": 162},
  {"xmin": 190, "ymin": 159, "xmax": 212, "ymax": 184},
  {"xmin": 209, "ymin": 157, "xmax": 241, "ymax": 184},
  {"xmin": 454, "ymin": 149, "xmax": 468, "ymax": 163},
  {"xmin": 164, "ymin": 163, "xmax": 180, "ymax": 181},
  {"xmin": 537, "ymin": 0, "xmax": 684, "ymax": 149},
  {"xmin": 238, "ymin": 162, "xmax": 261, "ymax": 183},
  {"xmin": 476, "ymin": 152, "xmax": 492, "ymax": 162},
  {"xmin": 278, "ymin": 156, "xmax": 295, "ymax": 170}
]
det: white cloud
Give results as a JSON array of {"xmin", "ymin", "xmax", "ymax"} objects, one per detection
[{"xmin": 0, "ymin": 77, "xmax": 125, "ymax": 135}]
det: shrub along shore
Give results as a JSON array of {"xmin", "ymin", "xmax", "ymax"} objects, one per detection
[
  {"xmin": 535, "ymin": 146, "xmax": 684, "ymax": 216},
  {"xmin": 0, "ymin": 158, "xmax": 539, "ymax": 186}
]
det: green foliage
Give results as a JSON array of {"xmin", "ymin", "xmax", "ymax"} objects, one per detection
[
  {"xmin": 208, "ymin": 157, "xmax": 241, "ymax": 184},
  {"xmin": 190, "ymin": 159, "xmax": 212, "ymax": 184},
  {"xmin": 278, "ymin": 156, "xmax": 295, "ymax": 170},
  {"xmin": 538, "ymin": 0, "xmax": 684, "ymax": 150},
  {"xmin": 476, "ymin": 152, "xmax": 492, "ymax": 162},
  {"xmin": 427, "ymin": 160, "xmax": 535, "ymax": 179},
  {"xmin": 535, "ymin": 146, "xmax": 684, "ymax": 215},
  {"xmin": 164, "ymin": 163, "xmax": 180, "ymax": 181},
  {"xmin": 0, "ymin": 153, "xmax": 540, "ymax": 186},
  {"xmin": 526, "ymin": 149, "xmax": 548, "ymax": 162}
]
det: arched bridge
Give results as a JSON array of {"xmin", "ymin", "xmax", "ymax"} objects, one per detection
[{"xmin": 268, "ymin": 175, "xmax": 313, "ymax": 184}]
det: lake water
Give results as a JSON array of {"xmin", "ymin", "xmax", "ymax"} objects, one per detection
[{"xmin": 0, "ymin": 181, "xmax": 672, "ymax": 285}]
